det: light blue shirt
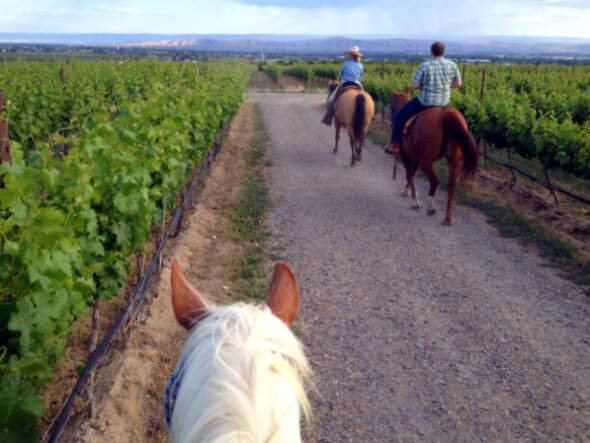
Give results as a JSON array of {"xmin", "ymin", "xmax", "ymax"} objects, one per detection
[{"xmin": 340, "ymin": 60, "xmax": 364, "ymax": 83}]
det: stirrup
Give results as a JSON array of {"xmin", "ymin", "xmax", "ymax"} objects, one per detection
[{"xmin": 384, "ymin": 144, "xmax": 400, "ymax": 155}]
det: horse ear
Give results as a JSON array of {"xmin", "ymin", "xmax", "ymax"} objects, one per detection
[
  {"xmin": 171, "ymin": 260, "xmax": 211, "ymax": 330},
  {"xmin": 267, "ymin": 263, "xmax": 301, "ymax": 326},
  {"xmin": 392, "ymin": 89, "xmax": 397, "ymax": 96},
  {"xmin": 404, "ymin": 87, "xmax": 410, "ymax": 94}
]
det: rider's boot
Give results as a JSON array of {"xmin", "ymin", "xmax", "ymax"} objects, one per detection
[
  {"xmin": 322, "ymin": 105, "xmax": 334, "ymax": 126},
  {"xmin": 384, "ymin": 142, "xmax": 401, "ymax": 155}
]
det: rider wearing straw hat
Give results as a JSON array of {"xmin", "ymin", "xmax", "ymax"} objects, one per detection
[{"xmin": 322, "ymin": 46, "xmax": 364, "ymax": 125}]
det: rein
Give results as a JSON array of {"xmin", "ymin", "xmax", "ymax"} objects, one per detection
[{"xmin": 164, "ymin": 355, "xmax": 188, "ymax": 428}]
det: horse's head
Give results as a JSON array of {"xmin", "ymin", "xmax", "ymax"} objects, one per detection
[
  {"xmin": 168, "ymin": 261, "xmax": 310, "ymax": 442},
  {"xmin": 391, "ymin": 88, "xmax": 412, "ymax": 114}
]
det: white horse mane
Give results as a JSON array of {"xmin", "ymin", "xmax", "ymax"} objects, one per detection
[{"xmin": 170, "ymin": 302, "xmax": 311, "ymax": 443}]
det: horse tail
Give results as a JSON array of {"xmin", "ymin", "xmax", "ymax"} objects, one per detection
[
  {"xmin": 353, "ymin": 93, "xmax": 366, "ymax": 143},
  {"xmin": 443, "ymin": 111, "xmax": 479, "ymax": 180}
]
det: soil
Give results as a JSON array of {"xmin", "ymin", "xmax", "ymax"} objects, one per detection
[
  {"xmin": 251, "ymin": 92, "xmax": 590, "ymax": 441},
  {"xmin": 59, "ymin": 102, "xmax": 256, "ymax": 442}
]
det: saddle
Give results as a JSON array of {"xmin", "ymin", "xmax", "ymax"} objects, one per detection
[
  {"xmin": 334, "ymin": 81, "xmax": 363, "ymax": 103},
  {"xmin": 402, "ymin": 106, "xmax": 449, "ymax": 136},
  {"xmin": 403, "ymin": 115, "xmax": 418, "ymax": 137},
  {"xmin": 340, "ymin": 81, "xmax": 363, "ymax": 92}
]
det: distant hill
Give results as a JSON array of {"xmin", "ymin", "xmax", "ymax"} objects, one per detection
[
  {"xmin": 1, "ymin": 33, "xmax": 589, "ymax": 56},
  {"xmin": 122, "ymin": 37, "xmax": 590, "ymax": 55}
]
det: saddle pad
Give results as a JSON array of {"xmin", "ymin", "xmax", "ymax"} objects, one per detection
[{"xmin": 403, "ymin": 115, "xmax": 418, "ymax": 136}]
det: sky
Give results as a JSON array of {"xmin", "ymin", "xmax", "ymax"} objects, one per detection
[{"xmin": 0, "ymin": 0, "xmax": 589, "ymax": 39}]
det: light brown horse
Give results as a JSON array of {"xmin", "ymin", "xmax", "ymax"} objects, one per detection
[
  {"xmin": 398, "ymin": 105, "xmax": 479, "ymax": 225},
  {"xmin": 332, "ymin": 88, "xmax": 375, "ymax": 166}
]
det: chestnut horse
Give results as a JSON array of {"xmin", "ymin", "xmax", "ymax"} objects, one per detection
[
  {"xmin": 393, "ymin": 92, "xmax": 479, "ymax": 225},
  {"xmin": 332, "ymin": 87, "xmax": 375, "ymax": 167}
]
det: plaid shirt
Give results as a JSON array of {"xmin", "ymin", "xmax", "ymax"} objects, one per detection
[{"xmin": 412, "ymin": 57, "xmax": 461, "ymax": 106}]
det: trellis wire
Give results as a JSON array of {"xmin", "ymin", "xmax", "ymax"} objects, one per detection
[{"xmin": 482, "ymin": 151, "xmax": 590, "ymax": 206}]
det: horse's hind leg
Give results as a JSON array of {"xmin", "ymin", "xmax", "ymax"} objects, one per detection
[
  {"xmin": 422, "ymin": 163, "xmax": 439, "ymax": 216},
  {"xmin": 349, "ymin": 134, "xmax": 356, "ymax": 167},
  {"xmin": 400, "ymin": 181, "xmax": 411, "ymax": 197},
  {"xmin": 407, "ymin": 163, "xmax": 420, "ymax": 209},
  {"xmin": 333, "ymin": 124, "xmax": 341, "ymax": 155},
  {"xmin": 356, "ymin": 137, "xmax": 364, "ymax": 161},
  {"xmin": 443, "ymin": 159, "xmax": 460, "ymax": 225}
]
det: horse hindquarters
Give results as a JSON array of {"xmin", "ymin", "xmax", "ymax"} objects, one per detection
[
  {"xmin": 442, "ymin": 111, "xmax": 479, "ymax": 180},
  {"xmin": 441, "ymin": 110, "xmax": 479, "ymax": 224}
]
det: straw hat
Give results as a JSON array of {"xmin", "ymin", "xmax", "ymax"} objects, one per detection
[{"xmin": 345, "ymin": 46, "xmax": 363, "ymax": 57}]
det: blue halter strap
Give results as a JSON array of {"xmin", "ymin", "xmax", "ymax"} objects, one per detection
[{"xmin": 164, "ymin": 356, "xmax": 188, "ymax": 428}]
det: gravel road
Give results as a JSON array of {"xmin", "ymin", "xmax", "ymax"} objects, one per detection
[{"xmin": 249, "ymin": 93, "xmax": 590, "ymax": 442}]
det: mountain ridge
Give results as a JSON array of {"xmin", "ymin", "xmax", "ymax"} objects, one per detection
[{"xmin": 0, "ymin": 33, "xmax": 589, "ymax": 55}]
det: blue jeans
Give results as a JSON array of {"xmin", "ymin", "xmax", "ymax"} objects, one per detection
[{"xmin": 391, "ymin": 98, "xmax": 428, "ymax": 144}]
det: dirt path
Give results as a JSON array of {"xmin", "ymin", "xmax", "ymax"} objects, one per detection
[{"xmin": 250, "ymin": 93, "xmax": 590, "ymax": 441}]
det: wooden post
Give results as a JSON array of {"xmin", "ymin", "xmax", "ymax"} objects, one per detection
[
  {"xmin": 479, "ymin": 70, "xmax": 487, "ymax": 103},
  {"xmin": 60, "ymin": 63, "xmax": 66, "ymax": 85},
  {"xmin": 506, "ymin": 147, "xmax": 517, "ymax": 185},
  {"xmin": 66, "ymin": 58, "xmax": 70, "ymax": 68},
  {"xmin": 381, "ymin": 62, "xmax": 385, "ymax": 80},
  {"xmin": 535, "ymin": 61, "xmax": 540, "ymax": 73},
  {"xmin": 0, "ymin": 91, "xmax": 12, "ymax": 167},
  {"xmin": 480, "ymin": 139, "xmax": 487, "ymax": 169},
  {"xmin": 544, "ymin": 167, "xmax": 559, "ymax": 206}
]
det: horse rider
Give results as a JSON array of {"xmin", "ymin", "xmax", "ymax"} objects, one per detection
[
  {"xmin": 385, "ymin": 41, "xmax": 462, "ymax": 155},
  {"xmin": 322, "ymin": 46, "xmax": 364, "ymax": 126}
]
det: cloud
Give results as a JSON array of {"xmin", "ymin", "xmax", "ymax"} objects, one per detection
[
  {"xmin": 233, "ymin": 0, "xmax": 346, "ymax": 7},
  {"xmin": 0, "ymin": 0, "xmax": 588, "ymax": 38},
  {"xmin": 14, "ymin": 5, "xmax": 139, "ymax": 17}
]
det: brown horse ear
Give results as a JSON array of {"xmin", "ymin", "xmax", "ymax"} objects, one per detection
[
  {"xmin": 267, "ymin": 263, "xmax": 300, "ymax": 326},
  {"xmin": 392, "ymin": 89, "xmax": 397, "ymax": 96},
  {"xmin": 171, "ymin": 260, "xmax": 211, "ymax": 330}
]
